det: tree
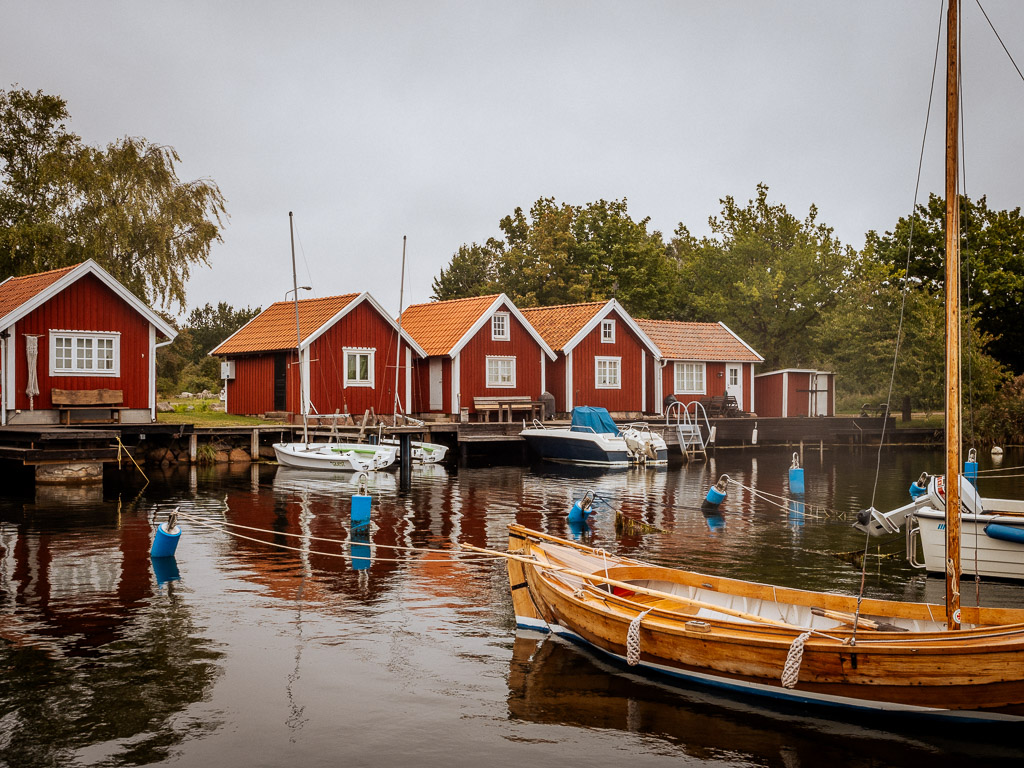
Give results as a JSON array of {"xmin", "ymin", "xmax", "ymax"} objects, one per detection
[
  {"xmin": 0, "ymin": 87, "xmax": 227, "ymax": 311},
  {"xmin": 430, "ymin": 241, "xmax": 500, "ymax": 300},
  {"xmin": 671, "ymin": 184, "xmax": 853, "ymax": 369},
  {"xmin": 868, "ymin": 193, "xmax": 1024, "ymax": 374},
  {"xmin": 184, "ymin": 302, "xmax": 260, "ymax": 359}
]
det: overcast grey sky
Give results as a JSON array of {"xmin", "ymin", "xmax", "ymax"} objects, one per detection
[{"xmin": 3, "ymin": 1, "xmax": 1024, "ymax": 318}]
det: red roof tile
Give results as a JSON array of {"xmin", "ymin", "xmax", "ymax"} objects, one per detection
[
  {"xmin": 399, "ymin": 294, "xmax": 500, "ymax": 357},
  {"xmin": 519, "ymin": 302, "xmax": 606, "ymax": 352},
  {"xmin": 213, "ymin": 294, "xmax": 359, "ymax": 355},
  {"xmin": 0, "ymin": 264, "xmax": 80, "ymax": 320},
  {"xmin": 635, "ymin": 319, "xmax": 762, "ymax": 362}
]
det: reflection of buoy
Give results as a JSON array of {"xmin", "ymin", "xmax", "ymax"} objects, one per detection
[
  {"xmin": 992, "ymin": 446, "xmax": 1004, "ymax": 456},
  {"xmin": 151, "ymin": 555, "xmax": 180, "ymax": 585},
  {"xmin": 705, "ymin": 475, "xmax": 729, "ymax": 506},
  {"xmin": 568, "ymin": 518, "xmax": 590, "ymax": 540},
  {"xmin": 150, "ymin": 508, "xmax": 181, "ymax": 558},
  {"xmin": 788, "ymin": 453, "xmax": 805, "ymax": 495}
]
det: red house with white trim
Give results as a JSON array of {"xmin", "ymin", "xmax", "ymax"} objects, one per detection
[
  {"xmin": 399, "ymin": 294, "xmax": 555, "ymax": 418},
  {"xmin": 0, "ymin": 260, "xmax": 177, "ymax": 425},
  {"xmin": 212, "ymin": 292, "xmax": 426, "ymax": 419},
  {"xmin": 635, "ymin": 319, "xmax": 763, "ymax": 415},
  {"xmin": 754, "ymin": 369, "xmax": 834, "ymax": 417},
  {"xmin": 520, "ymin": 299, "xmax": 661, "ymax": 416}
]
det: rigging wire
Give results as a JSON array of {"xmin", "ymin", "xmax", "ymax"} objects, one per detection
[{"xmin": 975, "ymin": 0, "xmax": 1024, "ymax": 85}]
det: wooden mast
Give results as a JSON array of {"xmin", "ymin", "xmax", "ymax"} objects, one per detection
[
  {"xmin": 393, "ymin": 235, "xmax": 407, "ymax": 421},
  {"xmin": 944, "ymin": 0, "xmax": 962, "ymax": 629}
]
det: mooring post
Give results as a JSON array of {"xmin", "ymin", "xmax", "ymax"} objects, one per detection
[
  {"xmin": 251, "ymin": 427, "xmax": 260, "ymax": 459},
  {"xmin": 399, "ymin": 432, "xmax": 412, "ymax": 491},
  {"xmin": 189, "ymin": 433, "xmax": 198, "ymax": 463}
]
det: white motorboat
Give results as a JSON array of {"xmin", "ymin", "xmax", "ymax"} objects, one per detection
[
  {"xmin": 520, "ymin": 406, "xmax": 667, "ymax": 466},
  {"xmin": 380, "ymin": 438, "xmax": 449, "ymax": 464},
  {"xmin": 273, "ymin": 441, "xmax": 397, "ymax": 472}
]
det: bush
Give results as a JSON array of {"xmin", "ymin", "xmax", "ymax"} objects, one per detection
[{"xmin": 975, "ymin": 374, "xmax": 1024, "ymax": 446}]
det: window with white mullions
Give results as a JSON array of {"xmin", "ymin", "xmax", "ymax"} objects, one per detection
[
  {"xmin": 486, "ymin": 356, "xmax": 516, "ymax": 387},
  {"xmin": 343, "ymin": 347, "xmax": 375, "ymax": 387},
  {"xmin": 595, "ymin": 356, "xmax": 620, "ymax": 389},
  {"xmin": 491, "ymin": 312, "xmax": 510, "ymax": 340},
  {"xmin": 50, "ymin": 331, "xmax": 120, "ymax": 376},
  {"xmin": 674, "ymin": 362, "xmax": 705, "ymax": 394},
  {"xmin": 601, "ymin": 319, "xmax": 615, "ymax": 343}
]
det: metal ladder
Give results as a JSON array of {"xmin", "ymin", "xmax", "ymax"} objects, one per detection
[{"xmin": 665, "ymin": 400, "xmax": 713, "ymax": 461}]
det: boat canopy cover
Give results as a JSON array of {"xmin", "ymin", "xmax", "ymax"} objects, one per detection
[{"xmin": 570, "ymin": 406, "xmax": 619, "ymax": 435}]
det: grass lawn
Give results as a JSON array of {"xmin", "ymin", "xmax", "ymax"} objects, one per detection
[{"xmin": 156, "ymin": 411, "xmax": 285, "ymax": 427}]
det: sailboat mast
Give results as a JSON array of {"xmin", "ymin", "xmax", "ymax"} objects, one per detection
[
  {"xmin": 944, "ymin": 0, "xmax": 962, "ymax": 629},
  {"xmin": 394, "ymin": 235, "xmax": 407, "ymax": 421},
  {"xmin": 289, "ymin": 212, "xmax": 307, "ymax": 443}
]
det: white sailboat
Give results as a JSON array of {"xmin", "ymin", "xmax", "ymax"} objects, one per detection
[{"xmin": 272, "ymin": 213, "xmax": 396, "ymax": 472}]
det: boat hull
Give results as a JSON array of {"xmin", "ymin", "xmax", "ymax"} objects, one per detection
[
  {"xmin": 915, "ymin": 509, "xmax": 1024, "ymax": 580},
  {"xmin": 507, "ymin": 525, "xmax": 1024, "ymax": 722},
  {"xmin": 521, "ymin": 430, "xmax": 668, "ymax": 466},
  {"xmin": 273, "ymin": 442, "xmax": 396, "ymax": 471}
]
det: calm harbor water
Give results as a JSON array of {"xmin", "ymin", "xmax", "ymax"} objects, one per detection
[{"xmin": 2, "ymin": 445, "xmax": 1024, "ymax": 767}]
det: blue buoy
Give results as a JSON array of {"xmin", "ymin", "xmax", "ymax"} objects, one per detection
[
  {"xmin": 351, "ymin": 492, "xmax": 372, "ymax": 530},
  {"xmin": 704, "ymin": 474, "xmax": 729, "ymax": 506},
  {"xmin": 150, "ymin": 509, "xmax": 181, "ymax": 558},
  {"xmin": 909, "ymin": 472, "xmax": 929, "ymax": 500},
  {"xmin": 151, "ymin": 555, "xmax": 180, "ymax": 585},
  {"xmin": 568, "ymin": 491, "xmax": 595, "ymax": 523},
  {"xmin": 965, "ymin": 449, "xmax": 978, "ymax": 489},
  {"xmin": 788, "ymin": 453, "xmax": 805, "ymax": 495}
]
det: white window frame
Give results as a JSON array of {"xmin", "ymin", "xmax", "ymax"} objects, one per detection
[
  {"xmin": 674, "ymin": 361, "xmax": 706, "ymax": 394},
  {"xmin": 491, "ymin": 312, "xmax": 510, "ymax": 341},
  {"xmin": 600, "ymin": 319, "xmax": 615, "ymax": 343},
  {"xmin": 49, "ymin": 330, "xmax": 121, "ymax": 377},
  {"xmin": 343, "ymin": 347, "xmax": 375, "ymax": 388},
  {"xmin": 728, "ymin": 366, "xmax": 740, "ymax": 387},
  {"xmin": 485, "ymin": 355, "xmax": 516, "ymax": 388},
  {"xmin": 595, "ymin": 356, "xmax": 621, "ymax": 389}
]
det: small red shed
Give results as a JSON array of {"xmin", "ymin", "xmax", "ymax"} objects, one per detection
[
  {"xmin": 521, "ymin": 299, "xmax": 661, "ymax": 416},
  {"xmin": 635, "ymin": 319, "xmax": 763, "ymax": 415},
  {"xmin": 754, "ymin": 369, "xmax": 835, "ymax": 417},
  {"xmin": 0, "ymin": 260, "xmax": 177, "ymax": 425},
  {"xmin": 399, "ymin": 294, "xmax": 555, "ymax": 418},
  {"xmin": 212, "ymin": 292, "xmax": 426, "ymax": 420}
]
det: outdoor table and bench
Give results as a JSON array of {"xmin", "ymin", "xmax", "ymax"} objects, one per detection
[{"xmin": 473, "ymin": 396, "xmax": 545, "ymax": 423}]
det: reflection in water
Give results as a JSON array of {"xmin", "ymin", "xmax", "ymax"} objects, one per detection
[{"xmin": 0, "ymin": 446, "xmax": 1022, "ymax": 766}]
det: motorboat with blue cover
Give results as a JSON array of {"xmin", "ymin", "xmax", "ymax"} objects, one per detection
[{"xmin": 520, "ymin": 406, "xmax": 667, "ymax": 466}]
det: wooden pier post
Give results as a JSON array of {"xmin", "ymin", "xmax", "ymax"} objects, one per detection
[
  {"xmin": 189, "ymin": 433, "xmax": 198, "ymax": 463},
  {"xmin": 399, "ymin": 432, "xmax": 412, "ymax": 492}
]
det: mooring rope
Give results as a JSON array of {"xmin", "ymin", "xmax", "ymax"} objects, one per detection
[
  {"xmin": 626, "ymin": 608, "xmax": 653, "ymax": 666},
  {"xmin": 781, "ymin": 631, "xmax": 812, "ymax": 688},
  {"xmin": 724, "ymin": 477, "xmax": 844, "ymax": 519}
]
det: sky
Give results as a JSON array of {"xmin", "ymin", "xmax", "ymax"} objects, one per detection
[{"xmin": 3, "ymin": 1, "xmax": 1024, "ymax": 320}]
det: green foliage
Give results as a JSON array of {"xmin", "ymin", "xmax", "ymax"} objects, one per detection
[
  {"xmin": 976, "ymin": 374, "xmax": 1024, "ymax": 446},
  {"xmin": 0, "ymin": 86, "xmax": 227, "ymax": 311}
]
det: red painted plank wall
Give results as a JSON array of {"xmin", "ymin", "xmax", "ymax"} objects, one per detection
[
  {"xmin": 545, "ymin": 356, "xmax": 566, "ymax": 412},
  {"xmin": 14, "ymin": 273, "xmax": 152, "ymax": 409},
  {"xmin": 754, "ymin": 372, "xmax": 785, "ymax": 417},
  {"xmin": 226, "ymin": 354, "xmax": 279, "ymax": 415},
  {"xmin": 459, "ymin": 303, "xmax": 543, "ymax": 413},
  {"xmin": 570, "ymin": 310, "xmax": 646, "ymax": 413},
  {"xmin": 787, "ymin": 372, "xmax": 811, "ymax": 417}
]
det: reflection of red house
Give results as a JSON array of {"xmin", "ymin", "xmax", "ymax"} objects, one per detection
[
  {"xmin": 213, "ymin": 292, "xmax": 426, "ymax": 418},
  {"xmin": 635, "ymin": 319, "xmax": 763, "ymax": 415},
  {"xmin": 754, "ymin": 369, "xmax": 834, "ymax": 417},
  {"xmin": 0, "ymin": 259, "xmax": 177, "ymax": 425},
  {"xmin": 520, "ymin": 300, "xmax": 660, "ymax": 416},
  {"xmin": 399, "ymin": 294, "xmax": 555, "ymax": 417}
]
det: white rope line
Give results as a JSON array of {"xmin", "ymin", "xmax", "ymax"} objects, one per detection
[
  {"xmin": 176, "ymin": 512, "xmax": 505, "ymax": 566},
  {"xmin": 724, "ymin": 478, "xmax": 845, "ymax": 518},
  {"xmin": 626, "ymin": 608, "xmax": 653, "ymax": 666},
  {"xmin": 781, "ymin": 631, "xmax": 812, "ymax": 688}
]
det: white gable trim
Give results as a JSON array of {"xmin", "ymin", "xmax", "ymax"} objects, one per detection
[
  {"xmin": 562, "ymin": 299, "xmax": 662, "ymax": 358},
  {"xmin": 0, "ymin": 259, "xmax": 177, "ymax": 340},
  {"xmin": 448, "ymin": 294, "xmax": 556, "ymax": 360},
  {"xmin": 301, "ymin": 292, "xmax": 428, "ymax": 358}
]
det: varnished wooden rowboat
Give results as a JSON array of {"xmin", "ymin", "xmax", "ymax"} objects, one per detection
[{"xmin": 505, "ymin": 524, "xmax": 1024, "ymax": 723}]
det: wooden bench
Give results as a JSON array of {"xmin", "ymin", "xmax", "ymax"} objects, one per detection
[
  {"xmin": 51, "ymin": 388, "xmax": 127, "ymax": 425},
  {"xmin": 473, "ymin": 395, "xmax": 544, "ymax": 423}
]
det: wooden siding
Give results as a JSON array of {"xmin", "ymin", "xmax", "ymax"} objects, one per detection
[
  {"xmin": 13, "ymin": 273, "xmax": 152, "ymax": 410},
  {"xmin": 458, "ymin": 302, "xmax": 543, "ymax": 414},
  {"xmin": 570, "ymin": 309, "xmax": 646, "ymax": 413},
  {"xmin": 787, "ymin": 371, "xmax": 811, "ymax": 417},
  {"xmin": 226, "ymin": 354, "xmax": 280, "ymax": 415},
  {"xmin": 754, "ymin": 372, "xmax": 785, "ymax": 417},
  {"xmin": 545, "ymin": 356, "xmax": 566, "ymax": 413},
  {"xmin": 410, "ymin": 356, "xmax": 451, "ymax": 414}
]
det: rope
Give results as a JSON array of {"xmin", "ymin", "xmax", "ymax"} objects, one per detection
[
  {"xmin": 626, "ymin": 608, "xmax": 653, "ymax": 666},
  {"xmin": 781, "ymin": 631, "xmax": 812, "ymax": 689}
]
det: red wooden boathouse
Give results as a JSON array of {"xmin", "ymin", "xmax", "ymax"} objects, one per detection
[
  {"xmin": 520, "ymin": 299, "xmax": 661, "ymax": 416},
  {"xmin": 399, "ymin": 294, "xmax": 555, "ymax": 418},
  {"xmin": 0, "ymin": 260, "xmax": 177, "ymax": 425},
  {"xmin": 635, "ymin": 319, "xmax": 763, "ymax": 415},
  {"xmin": 212, "ymin": 292, "xmax": 426, "ymax": 420},
  {"xmin": 754, "ymin": 368, "xmax": 835, "ymax": 417}
]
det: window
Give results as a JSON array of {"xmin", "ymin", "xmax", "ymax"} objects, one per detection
[
  {"xmin": 486, "ymin": 356, "xmax": 516, "ymax": 387},
  {"xmin": 344, "ymin": 348, "xmax": 375, "ymax": 387},
  {"xmin": 601, "ymin": 319, "xmax": 615, "ymax": 343},
  {"xmin": 50, "ymin": 331, "xmax": 120, "ymax": 376},
  {"xmin": 491, "ymin": 312, "xmax": 509, "ymax": 340},
  {"xmin": 728, "ymin": 367, "xmax": 740, "ymax": 387},
  {"xmin": 674, "ymin": 362, "xmax": 705, "ymax": 394},
  {"xmin": 595, "ymin": 356, "xmax": 620, "ymax": 389}
]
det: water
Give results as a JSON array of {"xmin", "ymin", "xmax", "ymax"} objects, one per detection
[{"xmin": 2, "ymin": 446, "xmax": 1024, "ymax": 767}]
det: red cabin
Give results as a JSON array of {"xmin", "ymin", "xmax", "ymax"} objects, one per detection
[
  {"xmin": 636, "ymin": 319, "xmax": 763, "ymax": 416},
  {"xmin": 399, "ymin": 294, "xmax": 555, "ymax": 418},
  {"xmin": 754, "ymin": 369, "xmax": 834, "ymax": 417},
  {"xmin": 212, "ymin": 292, "xmax": 426, "ymax": 420},
  {"xmin": 521, "ymin": 300, "xmax": 661, "ymax": 417},
  {"xmin": 0, "ymin": 260, "xmax": 176, "ymax": 425}
]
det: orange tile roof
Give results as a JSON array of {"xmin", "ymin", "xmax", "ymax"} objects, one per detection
[
  {"xmin": 519, "ymin": 301, "xmax": 605, "ymax": 352},
  {"xmin": 0, "ymin": 264, "xmax": 80, "ymax": 320},
  {"xmin": 399, "ymin": 294, "xmax": 500, "ymax": 357},
  {"xmin": 213, "ymin": 294, "xmax": 359, "ymax": 355},
  {"xmin": 635, "ymin": 319, "xmax": 762, "ymax": 362}
]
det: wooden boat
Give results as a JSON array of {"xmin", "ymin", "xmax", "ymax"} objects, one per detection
[
  {"xmin": 504, "ymin": 524, "xmax": 1024, "ymax": 722},
  {"xmin": 272, "ymin": 440, "xmax": 396, "ymax": 471}
]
